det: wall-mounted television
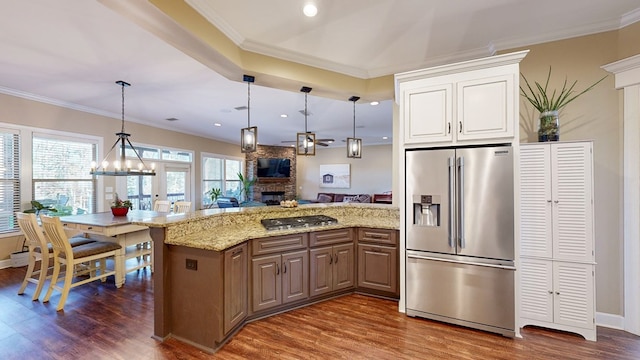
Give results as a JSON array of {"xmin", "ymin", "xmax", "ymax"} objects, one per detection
[{"xmin": 257, "ymin": 158, "xmax": 291, "ymax": 178}]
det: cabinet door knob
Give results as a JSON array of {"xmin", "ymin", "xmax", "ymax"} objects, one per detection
[
  {"xmin": 547, "ymin": 200, "xmax": 552, "ymax": 203},
  {"xmin": 276, "ymin": 264, "xmax": 280, "ymax": 275},
  {"xmin": 284, "ymin": 264, "xmax": 287, "ymax": 274},
  {"xmin": 555, "ymin": 291, "xmax": 560, "ymax": 295},
  {"xmin": 329, "ymin": 254, "xmax": 333, "ymax": 264},
  {"xmin": 334, "ymin": 253, "xmax": 338, "ymax": 264},
  {"xmin": 548, "ymin": 290, "xmax": 553, "ymax": 294},
  {"xmin": 448, "ymin": 122, "xmax": 451, "ymax": 134},
  {"xmin": 554, "ymin": 200, "xmax": 559, "ymax": 204},
  {"xmin": 459, "ymin": 121, "xmax": 463, "ymax": 133}
]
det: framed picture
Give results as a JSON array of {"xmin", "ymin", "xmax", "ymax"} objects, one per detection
[{"xmin": 319, "ymin": 164, "xmax": 350, "ymax": 188}]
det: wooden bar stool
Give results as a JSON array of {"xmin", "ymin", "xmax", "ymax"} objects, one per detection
[{"xmin": 40, "ymin": 215, "xmax": 122, "ymax": 311}]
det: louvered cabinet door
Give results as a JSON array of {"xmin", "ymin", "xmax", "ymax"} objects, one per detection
[
  {"xmin": 551, "ymin": 142, "xmax": 594, "ymax": 262},
  {"xmin": 520, "ymin": 258, "xmax": 554, "ymax": 323},
  {"xmin": 553, "ymin": 261, "xmax": 595, "ymax": 329},
  {"xmin": 520, "ymin": 145, "xmax": 553, "ymax": 258}
]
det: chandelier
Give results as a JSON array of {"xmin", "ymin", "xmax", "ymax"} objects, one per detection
[
  {"xmin": 296, "ymin": 86, "xmax": 316, "ymax": 156},
  {"xmin": 241, "ymin": 74, "xmax": 258, "ymax": 153},
  {"xmin": 90, "ymin": 80, "xmax": 156, "ymax": 176},
  {"xmin": 346, "ymin": 96, "xmax": 362, "ymax": 158}
]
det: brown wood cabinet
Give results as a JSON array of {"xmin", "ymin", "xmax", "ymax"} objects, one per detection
[
  {"xmin": 251, "ymin": 233, "xmax": 309, "ymax": 313},
  {"xmin": 309, "ymin": 229, "xmax": 355, "ymax": 297},
  {"xmin": 224, "ymin": 243, "xmax": 248, "ymax": 334},
  {"xmin": 357, "ymin": 228, "xmax": 399, "ymax": 298}
]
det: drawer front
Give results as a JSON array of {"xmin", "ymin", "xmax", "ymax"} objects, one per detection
[
  {"xmin": 78, "ymin": 224, "xmax": 105, "ymax": 234},
  {"xmin": 358, "ymin": 228, "xmax": 398, "ymax": 246},
  {"xmin": 309, "ymin": 228, "xmax": 353, "ymax": 247},
  {"xmin": 252, "ymin": 233, "xmax": 308, "ymax": 256}
]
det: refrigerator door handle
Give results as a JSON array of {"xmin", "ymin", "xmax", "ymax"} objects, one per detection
[
  {"xmin": 448, "ymin": 156, "xmax": 455, "ymax": 248},
  {"xmin": 458, "ymin": 156, "xmax": 465, "ymax": 249},
  {"xmin": 406, "ymin": 253, "xmax": 516, "ymax": 271}
]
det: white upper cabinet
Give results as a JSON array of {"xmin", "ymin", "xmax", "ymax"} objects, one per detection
[{"xmin": 396, "ymin": 50, "xmax": 527, "ymax": 146}]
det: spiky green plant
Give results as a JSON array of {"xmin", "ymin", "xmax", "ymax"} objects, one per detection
[
  {"xmin": 520, "ymin": 68, "xmax": 607, "ymax": 113},
  {"xmin": 520, "ymin": 68, "xmax": 606, "ymax": 139}
]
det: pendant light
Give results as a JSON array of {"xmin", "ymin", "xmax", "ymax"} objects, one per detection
[
  {"xmin": 90, "ymin": 81, "xmax": 155, "ymax": 176},
  {"xmin": 297, "ymin": 86, "xmax": 316, "ymax": 156},
  {"xmin": 241, "ymin": 74, "xmax": 258, "ymax": 153},
  {"xmin": 346, "ymin": 96, "xmax": 362, "ymax": 158}
]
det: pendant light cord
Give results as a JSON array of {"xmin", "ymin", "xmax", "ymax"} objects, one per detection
[
  {"xmin": 352, "ymin": 100, "xmax": 356, "ymax": 137},
  {"xmin": 121, "ymin": 82, "xmax": 126, "ymax": 134},
  {"xmin": 304, "ymin": 92, "xmax": 308, "ymax": 133},
  {"xmin": 247, "ymin": 80, "xmax": 251, "ymax": 128}
]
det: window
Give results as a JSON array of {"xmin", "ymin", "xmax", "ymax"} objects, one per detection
[
  {"xmin": 0, "ymin": 129, "xmax": 20, "ymax": 234},
  {"xmin": 202, "ymin": 154, "xmax": 243, "ymax": 207},
  {"xmin": 32, "ymin": 134, "xmax": 97, "ymax": 215}
]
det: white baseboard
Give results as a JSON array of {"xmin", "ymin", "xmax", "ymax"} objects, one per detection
[
  {"xmin": 596, "ymin": 312, "xmax": 625, "ymax": 330},
  {"xmin": 0, "ymin": 259, "xmax": 13, "ymax": 269}
]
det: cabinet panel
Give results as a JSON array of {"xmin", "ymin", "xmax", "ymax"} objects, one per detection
[
  {"xmin": 310, "ymin": 228, "xmax": 352, "ymax": 247},
  {"xmin": 224, "ymin": 243, "xmax": 247, "ymax": 335},
  {"xmin": 252, "ymin": 233, "xmax": 308, "ymax": 256},
  {"xmin": 309, "ymin": 246, "xmax": 333, "ymax": 297},
  {"xmin": 357, "ymin": 244, "xmax": 397, "ymax": 294},
  {"xmin": 519, "ymin": 258, "xmax": 553, "ymax": 323},
  {"xmin": 333, "ymin": 243, "xmax": 355, "ymax": 290},
  {"xmin": 251, "ymin": 254, "xmax": 281, "ymax": 312},
  {"xmin": 520, "ymin": 145, "xmax": 553, "ymax": 258},
  {"xmin": 457, "ymin": 74, "xmax": 513, "ymax": 140},
  {"xmin": 404, "ymin": 83, "xmax": 453, "ymax": 144},
  {"xmin": 282, "ymin": 250, "xmax": 309, "ymax": 304},
  {"xmin": 358, "ymin": 228, "xmax": 398, "ymax": 246},
  {"xmin": 552, "ymin": 143, "xmax": 594, "ymax": 262},
  {"xmin": 554, "ymin": 262, "xmax": 594, "ymax": 329}
]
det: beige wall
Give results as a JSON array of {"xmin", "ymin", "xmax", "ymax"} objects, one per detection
[
  {"xmin": 0, "ymin": 92, "xmax": 242, "ymax": 261},
  {"xmin": 510, "ymin": 28, "xmax": 630, "ymax": 315},
  {"xmin": 296, "ymin": 144, "xmax": 393, "ymax": 200},
  {"xmin": 2, "ymin": 21, "xmax": 639, "ymax": 317}
]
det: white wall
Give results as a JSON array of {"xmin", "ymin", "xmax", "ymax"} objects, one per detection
[{"xmin": 296, "ymin": 144, "xmax": 393, "ymax": 200}]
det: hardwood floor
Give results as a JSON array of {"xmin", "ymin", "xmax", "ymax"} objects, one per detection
[{"xmin": 1, "ymin": 265, "xmax": 639, "ymax": 360}]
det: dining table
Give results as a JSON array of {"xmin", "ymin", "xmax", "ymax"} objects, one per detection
[{"xmin": 58, "ymin": 210, "xmax": 161, "ymax": 287}]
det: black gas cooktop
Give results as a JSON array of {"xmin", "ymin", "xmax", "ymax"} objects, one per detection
[{"xmin": 261, "ymin": 215, "xmax": 338, "ymax": 231}]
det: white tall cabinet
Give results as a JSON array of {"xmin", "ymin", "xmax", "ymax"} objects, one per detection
[{"xmin": 519, "ymin": 141, "xmax": 596, "ymax": 341}]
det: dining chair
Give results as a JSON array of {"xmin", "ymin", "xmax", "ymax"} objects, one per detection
[
  {"xmin": 40, "ymin": 214, "xmax": 122, "ymax": 311},
  {"xmin": 16, "ymin": 212, "xmax": 97, "ymax": 301},
  {"xmin": 173, "ymin": 201, "xmax": 191, "ymax": 213},
  {"xmin": 153, "ymin": 200, "xmax": 171, "ymax": 212}
]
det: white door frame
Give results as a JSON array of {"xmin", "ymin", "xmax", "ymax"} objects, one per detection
[{"xmin": 603, "ymin": 53, "xmax": 640, "ymax": 335}]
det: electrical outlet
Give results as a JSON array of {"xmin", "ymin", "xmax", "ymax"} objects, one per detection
[{"xmin": 186, "ymin": 258, "xmax": 197, "ymax": 271}]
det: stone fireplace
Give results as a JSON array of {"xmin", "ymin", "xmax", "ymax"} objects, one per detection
[
  {"xmin": 261, "ymin": 191, "xmax": 285, "ymax": 206},
  {"xmin": 245, "ymin": 145, "xmax": 297, "ymax": 202}
]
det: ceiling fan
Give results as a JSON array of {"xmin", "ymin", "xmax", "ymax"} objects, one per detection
[{"xmin": 281, "ymin": 132, "xmax": 335, "ymax": 147}]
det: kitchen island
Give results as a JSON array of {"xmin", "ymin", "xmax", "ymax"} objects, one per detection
[{"xmin": 132, "ymin": 203, "xmax": 399, "ymax": 353}]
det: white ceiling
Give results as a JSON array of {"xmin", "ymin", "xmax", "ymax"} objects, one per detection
[{"xmin": 0, "ymin": 0, "xmax": 638, "ymax": 149}]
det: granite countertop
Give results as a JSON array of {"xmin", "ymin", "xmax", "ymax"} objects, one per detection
[{"xmin": 133, "ymin": 203, "xmax": 399, "ymax": 251}]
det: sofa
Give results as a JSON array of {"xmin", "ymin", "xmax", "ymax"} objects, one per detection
[{"xmin": 314, "ymin": 192, "xmax": 372, "ymax": 203}]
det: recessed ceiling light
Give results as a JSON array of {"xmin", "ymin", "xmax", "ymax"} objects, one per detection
[
  {"xmin": 382, "ymin": 136, "xmax": 388, "ymax": 140},
  {"xmin": 370, "ymin": 101, "xmax": 379, "ymax": 106},
  {"xmin": 165, "ymin": 117, "xmax": 179, "ymax": 121},
  {"xmin": 214, "ymin": 123, "xmax": 222, "ymax": 127},
  {"xmin": 303, "ymin": 4, "xmax": 317, "ymax": 17},
  {"xmin": 281, "ymin": 114, "xmax": 288, "ymax": 118}
]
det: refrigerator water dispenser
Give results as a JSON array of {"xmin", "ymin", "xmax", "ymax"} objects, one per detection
[{"xmin": 413, "ymin": 195, "xmax": 440, "ymax": 227}]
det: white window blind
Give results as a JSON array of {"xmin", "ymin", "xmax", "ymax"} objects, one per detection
[
  {"xmin": 202, "ymin": 155, "xmax": 242, "ymax": 207},
  {"xmin": 0, "ymin": 129, "xmax": 20, "ymax": 234},
  {"xmin": 32, "ymin": 134, "xmax": 96, "ymax": 215}
]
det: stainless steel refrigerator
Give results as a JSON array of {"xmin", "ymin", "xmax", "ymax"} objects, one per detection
[{"xmin": 405, "ymin": 145, "xmax": 516, "ymax": 337}]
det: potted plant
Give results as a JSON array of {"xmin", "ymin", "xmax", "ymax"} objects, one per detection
[
  {"xmin": 520, "ymin": 68, "xmax": 606, "ymax": 141},
  {"xmin": 237, "ymin": 172, "xmax": 256, "ymax": 202},
  {"xmin": 24, "ymin": 200, "xmax": 58, "ymax": 215},
  {"xmin": 205, "ymin": 187, "xmax": 222, "ymax": 208},
  {"xmin": 111, "ymin": 193, "xmax": 132, "ymax": 216}
]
